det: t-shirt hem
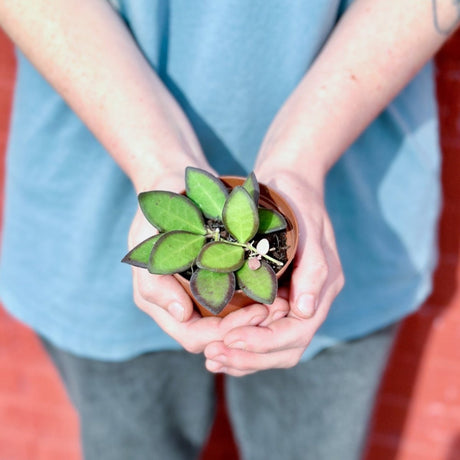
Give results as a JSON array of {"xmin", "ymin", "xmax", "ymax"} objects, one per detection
[{"xmin": 0, "ymin": 288, "xmax": 183, "ymax": 362}]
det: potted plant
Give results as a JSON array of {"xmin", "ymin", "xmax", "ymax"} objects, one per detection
[{"xmin": 122, "ymin": 167, "xmax": 298, "ymax": 317}]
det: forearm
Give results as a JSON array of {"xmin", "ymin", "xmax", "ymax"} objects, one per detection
[
  {"xmin": 256, "ymin": 0, "xmax": 460, "ymax": 189},
  {"xmin": 0, "ymin": 0, "xmax": 205, "ymax": 193}
]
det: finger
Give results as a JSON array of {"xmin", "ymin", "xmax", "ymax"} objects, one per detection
[
  {"xmin": 258, "ymin": 294, "xmax": 289, "ymax": 327},
  {"xmin": 133, "ymin": 267, "xmax": 194, "ymax": 322},
  {"xmin": 222, "ymin": 284, "xmax": 340, "ymax": 354},
  {"xmin": 177, "ymin": 303, "xmax": 269, "ymax": 347},
  {"xmin": 289, "ymin": 223, "xmax": 329, "ymax": 319},
  {"xmin": 205, "ymin": 342, "xmax": 305, "ymax": 374},
  {"xmin": 219, "ymin": 303, "xmax": 269, "ymax": 330},
  {"xmin": 205, "ymin": 360, "xmax": 259, "ymax": 377},
  {"xmin": 205, "ymin": 360, "xmax": 257, "ymax": 377},
  {"xmin": 142, "ymin": 301, "xmax": 270, "ymax": 354},
  {"xmin": 221, "ymin": 317, "xmax": 311, "ymax": 354},
  {"xmin": 144, "ymin": 305, "xmax": 221, "ymax": 353}
]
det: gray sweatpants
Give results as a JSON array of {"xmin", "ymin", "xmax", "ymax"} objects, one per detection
[{"xmin": 42, "ymin": 325, "xmax": 396, "ymax": 460}]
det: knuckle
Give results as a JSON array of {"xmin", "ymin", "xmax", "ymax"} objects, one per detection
[
  {"xmin": 133, "ymin": 289, "xmax": 148, "ymax": 310},
  {"xmin": 137, "ymin": 281, "xmax": 155, "ymax": 302},
  {"xmin": 337, "ymin": 272, "xmax": 346, "ymax": 291},
  {"xmin": 314, "ymin": 261, "xmax": 329, "ymax": 281},
  {"xmin": 299, "ymin": 259, "xmax": 328, "ymax": 285}
]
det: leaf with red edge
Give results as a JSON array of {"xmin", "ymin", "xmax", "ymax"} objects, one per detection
[
  {"xmin": 190, "ymin": 269, "xmax": 235, "ymax": 314},
  {"xmin": 121, "ymin": 234, "xmax": 161, "ymax": 269},
  {"xmin": 236, "ymin": 260, "xmax": 277, "ymax": 304}
]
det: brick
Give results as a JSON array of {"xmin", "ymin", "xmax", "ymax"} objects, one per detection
[
  {"xmin": 0, "ymin": 338, "xmax": 47, "ymax": 369},
  {"xmin": 0, "ymin": 434, "xmax": 36, "ymax": 460},
  {"xmin": 425, "ymin": 258, "xmax": 460, "ymax": 306},
  {"xmin": 37, "ymin": 446, "xmax": 81, "ymax": 460},
  {"xmin": 396, "ymin": 427, "xmax": 455, "ymax": 460},
  {"xmin": 0, "ymin": 363, "xmax": 26, "ymax": 394},
  {"xmin": 436, "ymin": 31, "xmax": 460, "ymax": 61},
  {"xmin": 0, "ymin": 398, "xmax": 79, "ymax": 441},
  {"xmin": 0, "ymin": 363, "xmax": 74, "ymax": 410},
  {"xmin": 36, "ymin": 435, "xmax": 81, "ymax": 460},
  {"xmin": 368, "ymin": 398, "xmax": 408, "ymax": 438},
  {"xmin": 441, "ymin": 169, "xmax": 460, "ymax": 203},
  {"xmin": 23, "ymin": 367, "xmax": 74, "ymax": 407},
  {"xmin": 422, "ymin": 326, "xmax": 460, "ymax": 364},
  {"xmin": 363, "ymin": 441, "xmax": 398, "ymax": 460},
  {"xmin": 387, "ymin": 314, "xmax": 434, "ymax": 358},
  {"xmin": 0, "ymin": 427, "xmax": 81, "ymax": 460},
  {"xmin": 378, "ymin": 358, "xmax": 420, "ymax": 400},
  {"xmin": 0, "ymin": 329, "xmax": 51, "ymax": 370},
  {"xmin": 437, "ymin": 205, "xmax": 460, "ymax": 257},
  {"xmin": 395, "ymin": 445, "xmax": 448, "ymax": 460}
]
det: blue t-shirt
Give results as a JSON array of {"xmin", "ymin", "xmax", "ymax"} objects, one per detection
[{"xmin": 0, "ymin": 0, "xmax": 441, "ymax": 360}]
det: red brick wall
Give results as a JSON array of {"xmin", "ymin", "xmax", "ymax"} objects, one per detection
[
  {"xmin": 363, "ymin": 31, "xmax": 460, "ymax": 460},
  {"xmin": 0, "ymin": 30, "xmax": 81, "ymax": 458}
]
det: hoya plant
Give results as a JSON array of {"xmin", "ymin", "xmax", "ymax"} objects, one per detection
[{"xmin": 122, "ymin": 167, "xmax": 288, "ymax": 315}]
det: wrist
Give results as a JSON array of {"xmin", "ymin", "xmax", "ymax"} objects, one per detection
[
  {"xmin": 130, "ymin": 156, "xmax": 191, "ymax": 195},
  {"xmin": 129, "ymin": 150, "xmax": 214, "ymax": 195},
  {"xmin": 255, "ymin": 167, "xmax": 326, "ymax": 204},
  {"xmin": 256, "ymin": 154, "xmax": 327, "ymax": 195}
]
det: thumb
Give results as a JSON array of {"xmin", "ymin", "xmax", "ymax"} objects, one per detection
[
  {"xmin": 289, "ymin": 231, "xmax": 329, "ymax": 319},
  {"xmin": 133, "ymin": 267, "xmax": 195, "ymax": 322}
]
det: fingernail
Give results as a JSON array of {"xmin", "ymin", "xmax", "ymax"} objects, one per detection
[
  {"xmin": 249, "ymin": 315, "xmax": 266, "ymax": 326},
  {"xmin": 228, "ymin": 341, "xmax": 246, "ymax": 350},
  {"xmin": 168, "ymin": 302, "xmax": 185, "ymax": 322},
  {"xmin": 297, "ymin": 294, "xmax": 317, "ymax": 317}
]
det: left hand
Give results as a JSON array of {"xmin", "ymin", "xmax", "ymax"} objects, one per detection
[{"xmin": 204, "ymin": 171, "xmax": 345, "ymax": 376}]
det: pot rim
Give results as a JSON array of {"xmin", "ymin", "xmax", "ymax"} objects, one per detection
[{"xmin": 176, "ymin": 174, "xmax": 299, "ymax": 316}]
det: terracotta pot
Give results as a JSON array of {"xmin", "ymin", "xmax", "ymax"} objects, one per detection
[{"xmin": 174, "ymin": 176, "xmax": 299, "ymax": 317}]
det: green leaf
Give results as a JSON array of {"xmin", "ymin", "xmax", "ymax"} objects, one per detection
[
  {"xmin": 258, "ymin": 208, "xmax": 287, "ymax": 234},
  {"xmin": 148, "ymin": 231, "xmax": 205, "ymax": 275},
  {"xmin": 236, "ymin": 260, "xmax": 277, "ymax": 304},
  {"xmin": 197, "ymin": 242, "xmax": 245, "ymax": 273},
  {"xmin": 185, "ymin": 167, "xmax": 228, "ymax": 219},
  {"xmin": 121, "ymin": 234, "xmax": 162, "ymax": 269},
  {"xmin": 243, "ymin": 172, "xmax": 260, "ymax": 205},
  {"xmin": 222, "ymin": 186, "xmax": 259, "ymax": 243},
  {"xmin": 190, "ymin": 269, "xmax": 235, "ymax": 315},
  {"xmin": 138, "ymin": 191, "xmax": 206, "ymax": 235}
]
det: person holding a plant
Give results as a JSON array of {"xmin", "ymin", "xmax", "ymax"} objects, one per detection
[{"xmin": 0, "ymin": 0, "xmax": 458, "ymax": 459}]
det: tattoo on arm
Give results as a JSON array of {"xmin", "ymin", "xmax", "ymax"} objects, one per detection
[{"xmin": 432, "ymin": 0, "xmax": 460, "ymax": 35}]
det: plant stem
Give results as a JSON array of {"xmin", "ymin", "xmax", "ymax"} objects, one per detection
[
  {"xmin": 247, "ymin": 242, "xmax": 284, "ymax": 266},
  {"xmin": 205, "ymin": 227, "xmax": 284, "ymax": 266},
  {"xmin": 228, "ymin": 241, "xmax": 284, "ymax": 266}
]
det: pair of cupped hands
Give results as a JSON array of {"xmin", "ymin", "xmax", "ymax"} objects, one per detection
[{"xmin": 129, "ymin": 166, "xmax": 344, "ymax": 377}]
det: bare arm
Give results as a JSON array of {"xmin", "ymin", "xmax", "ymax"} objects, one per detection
[
  {"xmin": 256, "ymin": 0, "xmax": 460, "ymax": 184},
  {"xmin": 0, "ymin": 0, "xmax": 270, "ymax": 351},
  {"xmin": 206, "ymin": 0, "xmax": 460, "ymax": 376},
  {"xmin": 0, "ymin": 0, "xmax": 204, "ymax": 193}
]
